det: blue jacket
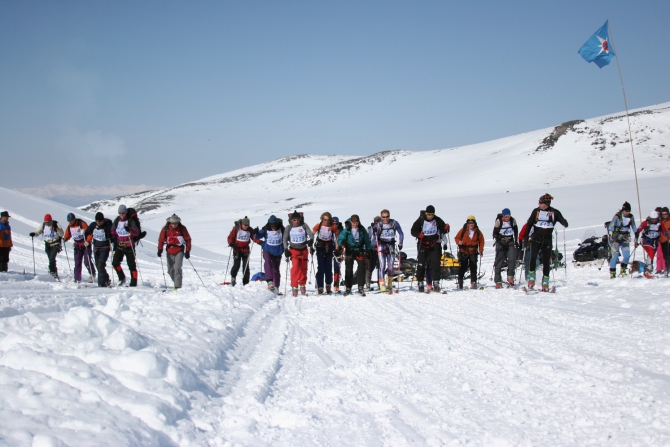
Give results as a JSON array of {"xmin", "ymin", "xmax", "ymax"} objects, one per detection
[
  {"xmin": 255, "ymin": 227, "xmax": 285, "ymax": 257},
  {"xmin": 84, "ymin": 219, "xmax": 113, "ymax": 250},
  {"xmin": 337, "ymin": 221, "xmax": 372, "ymax": 253}
]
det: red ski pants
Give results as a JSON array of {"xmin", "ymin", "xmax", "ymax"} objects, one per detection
[{"xmin": 290, "ymin": 248, "xmax": 309, "ymax": 287}]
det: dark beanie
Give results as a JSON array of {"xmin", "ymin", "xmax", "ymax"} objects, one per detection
[
  {"xmin": 290, "ymin": 210, "xmax": 301, "ymax": 220},
  {"xmin": 95, "ymin": 212, "xmax": 104, "ymax": 221},
  {"xmin": 426, "ymin": 205, "xmax": 435, "ymax": 214},
  {"xmin": 622, "ymin": 201, "xmax": 632, "ymax": 212}
]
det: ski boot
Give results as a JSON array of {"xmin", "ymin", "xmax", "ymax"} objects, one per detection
[
  {"xmin": 527, "ymin": 271, "xmax": 536, "ymax": 289},
  {"xmin": 432, "ymin": 281, "xmax": 441, "ymax": 293},
  {"xmin": 333, "ymin": 285, "xmax": 340, "ymax": 294},
  {"xmin": 470, "ymin": 282, "xmax": 477, "ymax": 289},
  {"xmin": 88, "ymin": 275, "xmax": 94, "ymax": 283},
  {"xmin": 230, "ymin": 277, "xmax": 236, "ymax": 287},
  {"xmin": 300, "ymin": 285, "xmax": 307, "ymax": 295},
  {"xmin": 427, "ymin": 283, "xmax": 433, "ymax": 291},
  {"xmin": 495, "ymin": 283, "xmax": 502, "ymax": 289},
  {"xmin": 326, "ymin": 285, "xmax": 332, "ymax": 295},
  {"xmin": 130, "ymin": 271, "xmax": 138, "ymax": 287},
  {"xmin": 358, "ymin": 287, "xmax": 366, "ymax": 297},
  {"xmin": 267, "ymin": 281, "xmax": 274, "ymax": 291},
  {"xmin": 317, "ymin": 288, "xmax": 324, "ymax": 295},
  {"xmin": 620, "ymin": 264, "xmax": 628, "ymax": 277},
  {"xmin": 417, "ymin": 281, "xmax": 425, "ymax": 293},
  {"xmin": 541, "ymin": 276, "xmax": 550, "ymax": 292},
  {"xmin": 291, "ymin": 287, "xmax": 299, "ymax": 297},
  {"xmin": 610, "ymin": 268, "xmax": 617, "ymax": 279},
  {"xmin": 644, "ymin": 271, "xmax": 654, "ymax": 279},
  {"xmin": 507, "ymin": 276, "xmax": 515, "ymax": 287},
  {"xmin": 457, "ymin": 279, "xmax": 463, "ymax": 290},
  {"xmin": 378, "ymin": 279, "xmax": 386, "ymax": 292},
  {"xmin": 343, "ymin": 288, "xmax": 352, "ymax": 296},
  {"xmin": 74, "ymin": 279, "xmax": 81, "ymax": 284},
  {"xmin": 387, "ymin": 277, "xmax": 393, "ymax": 294},
  {"xmin": 118, "ymin": 278, "xmax": 127, "ymax": 287}
]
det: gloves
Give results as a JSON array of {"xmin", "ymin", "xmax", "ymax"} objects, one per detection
[
  {"xmin": 84, "ymin": 241, "xmax": 89, "ymax": 247},
  {"xmin": 479, "ymin": 251, "xmax": 484, "ymax": 257},
  {"xmin": 184, "ymin": 251, "xmax": 190, "ymax": 259},
  {"xmin": 443, "ymin": 244, "xmax": 448, "ymax": 251},
  {"xmin": 284, "ymin": 248, "xmax": 291, "ymax": 258},
  {"xmin": 398, "ymin": 244, "xmax": 403, "ymax": 250},
  {"xmin": 157, "ymin": 249, "xmax": 163, "ymax": 257},
  {"xmin": 418, "ymin": 232, "xmax": 424, "ymax": 239},
  {"xmin": 309, "ymin": 247, "xmax": 315, "ymax": 255},
  {"xmin": 254, "ymin": 226, "xmax": 259, "ymax": 233},
  {"xmin": 254, "ymin": 239, "xmax": 262, "ymax": 245},
  {"xmin": 334, "ymin": 248, "xmax": 342, "ymax": 257},
  {"xmin": 228, "ymin": 242, "xmax": 236, "ymax": 248},
  {"xmin": 444, "ymin": 224, "xmax": 450, "ymax": 233},
  {"xmin": 29, "ymin": 232, "xmax": 36, "ymax": 237}
]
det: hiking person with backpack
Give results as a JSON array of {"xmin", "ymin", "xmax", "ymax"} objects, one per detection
[
  {"xmin": 660, "ymin": 207, "xmax": 670, "ymax": 277},
  {"xmin": 634, "ymin": 210, "xmax": 666, "ymax": 278},
  {"xmin": 157, "ymin": 214, "xmax": 192, "ymax": 289},
  {"xmin": 337, "ymin": 214, "xmax": 372, "ymax": 296},
  {"xmin": 29, "ymin": 214, "xmax": 64, "ymax": 279},
  {"xmin": 226, "ymin": 216, "xmax": 257, "ymax": 286},
  {"xmin": 332, "ymin": 216, "xmax": 343, "ymax": 293},
  {"xmin": 0, "ymin": 211, "xmax": 12, "ymax": 272},
  {"xmin": 455, "ymin": 215, "xmax": 485, "ymax": 289},
  {"xmin": 410, "ymin": 205, "xmax": 450, "ymax": 293},
  {"xmin": 523, "ymin": 194, "xmax": 569, "ymax": 291},
  {"xmin": 311, "ymin": 212, "xmax": 340, "ymax": 294},
  {"xmin": 111, "ymin": 205, "xmax": 140, "ymax": 286},
  {"xmin": 283, "ymin": 210, "xmax": 314, "ymax": 296},
  {"xmin": 254, "ymin": 215, "xmax": 285, "ymax": 294},
  {"xmin": 84, "ymin": 212, "xmax": 114, "ymax": 287},
  {"xmin": 372, "ymin": 210, "xmax": 405, "ymax": 293},
  {"xmin": 63, "ymin": 213, "xmax": 96, "ymax": 283},
  {"xmin": 492, "ymin": 208, "xmax": 518, "ymax": 288},
  {"xmin": 607, "ymin": 201, "xmax": 637, "ymax": 278},
  {"xmin": 366, "ymin": 216, "xmax": 381, "ymax": 290}
]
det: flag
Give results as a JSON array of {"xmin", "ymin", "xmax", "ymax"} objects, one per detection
[{"xmin": 578, "ymin": 21, "xmax": 615, "ymax": 68}]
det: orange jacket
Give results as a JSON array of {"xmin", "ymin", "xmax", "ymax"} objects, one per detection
[
  {"xmin": 661, "ymin": 217, "xmax": 670, "ymax": 243},
  {"xmin": 64, "ymin": 219, "xmax": 92, "ymax": 245},
  {"xmin": 455, "ymin": 226, "xmax": 485, "ymax": 255},
  {"xmin": 0, "ymin": 221, "xmax": 11, "ymax": 249},
  {"xmin": 312, "ymin": 222, "xmax": 340, "ymax": 247}
]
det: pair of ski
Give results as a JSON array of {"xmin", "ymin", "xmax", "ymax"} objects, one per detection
[{"xmin": 521, "ymin": 285, "xmax": 556, "ymax": 294}]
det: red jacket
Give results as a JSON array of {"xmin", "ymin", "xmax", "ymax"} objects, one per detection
[
  {"xmin": 158, "ymin": 224, "xmax": 192, "ymax": 255},
  {"xmin": 227, "ymin": 224, "xmax": 256, "ymax": 253}
]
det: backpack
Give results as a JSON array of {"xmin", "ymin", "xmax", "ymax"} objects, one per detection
[
  {"xmin": 42, "ymin": 220, "xmax": 63, "ymax": 250},
  {"xmin": 127, "ymin": 208, "xmax": 146, "ymax": 242}
]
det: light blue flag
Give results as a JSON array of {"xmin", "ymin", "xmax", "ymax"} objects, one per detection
[{"xmin": 578, "ymin": 21, "xmax": 615, "ymax": 68}]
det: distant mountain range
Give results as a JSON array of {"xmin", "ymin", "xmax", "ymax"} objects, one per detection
[{"xmin": 16, "ymin": 184, "xmax": 162, "ymax": 207}]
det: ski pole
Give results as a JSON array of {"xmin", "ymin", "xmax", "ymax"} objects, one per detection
[
  {"xmin": 108, "ymin": 239, "xmax": 116, "ymax": 287},
  {"xmin": 128, "ymin": 239, "xmax": 143, "ymax": 285},
  {"xmin": 187, "ymin": 257, "xmax": 206, "ymax": 287},
  {"xmin": 31, "ymin": 235, "xmax": 36, "ymax": 276},
  {"xmin": 160, "ymin": 254, "xmax": 168, "ymax": 289},
  {"xmin": 242, "ymin": 242, "xmax": 254, "ymax": 284},
  {"xmin": 224, "ymin": 246, "xmax": 232, "ymax": 284},
  {"xmin": 284, "ymin": 256, "xmax": 290, "ymax": 296},
  {"xmin": 477, "ymin": 252, "xmax": 482, "ymax": 288},
  {"xmin": 563, "ymin": 228, "xmax": 567, "ymax": 285},
  {"xmin": 63, "ymin": 240, "xmax": 72, "ymax": 274},
  {"xmin": 308, "ymin": 251, "xmax": 314, "ymax": 285}
]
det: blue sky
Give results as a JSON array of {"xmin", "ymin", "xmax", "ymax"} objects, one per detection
[{"xmin": 1, "ymin": 0, "xmax": 668, "ymax": 190}]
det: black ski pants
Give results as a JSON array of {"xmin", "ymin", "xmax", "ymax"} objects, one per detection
[
  {"xmin": 662, "ymin": 242, "xmax": 670, "ymax": 273},
  {"xmin": 416, "ymin": 243, "xmax": 441, "ymax": 283},
  {"xmin": 112, "ymin": 247, "xmax": 137, "ymax": 285},
  {"xmin": 529, "ymin": 237, "xmax": 553, "ymax": 278},
  {"xmin": 458, "ymin": 252, "xmax": 479, "ymax": 285},
  {"xmin": 0, "ymin": 247, "xmax": 9, "ymax": 272},
  {"xmin": 494, "ymin": 242, "xmax": 517, "ymax": 283},
  {"xmin": 94, "ymin": 248, "xmax": 111, "ymax": 286},
  {"xmin": 231, "ymin": 251, "xmax": 250, "ymax": 285},
  {"xmin": 344, "ymin": 253, "xmax": 366, "ymax": 290},
  {"xmin": 45, "ymin": 243, "xmax": 60, "ymax": 275}
]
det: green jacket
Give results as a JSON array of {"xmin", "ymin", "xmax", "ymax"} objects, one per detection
[{"xmin": 337, "ymin": 220, "xmax": 371, "ymax": 252}]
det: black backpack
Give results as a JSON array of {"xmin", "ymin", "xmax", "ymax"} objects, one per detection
[{"xmin": 127, "ymin": 208, "xmax": 146, "ymax": 242}]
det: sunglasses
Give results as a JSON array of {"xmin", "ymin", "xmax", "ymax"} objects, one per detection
[
  {"xmin": 425, "ymin": 213, "xmax": 434, "ymax": 217},
  {"xmin": 381, "ymin": 216, "xmax": 390, "ymax": 219}
]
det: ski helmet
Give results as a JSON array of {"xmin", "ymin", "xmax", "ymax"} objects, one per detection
[{"xmin": 650, "ymin": 210, "xmax": 659, "ymax": 219}]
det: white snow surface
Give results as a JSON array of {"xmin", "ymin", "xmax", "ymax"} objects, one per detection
[{"xmin": 2, "ymin": 103, "xmax": 670, "ymax": 446}]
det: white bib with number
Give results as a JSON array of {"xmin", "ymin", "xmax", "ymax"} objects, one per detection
[
  {"xmin": 645, "ymin": 222, "xmax": 661, "ymax": 239},
  {"xmin": 93, "ymin": 228, "xmax": 107, "ymax": 242},
  {"xmin": 352, "ymin": 227, "xmax": 360, "ymax": 242},
  {"xmin": 500, "ymin": 220, "xmax": 514, "ymax": 237},
  {"xmin": 318, "ymin": 226, "xmax": 332, "ymax": 241},
  {"xmin": 290, "ymin": 226, "xmax": 306, "ymax": 244},
  {"xmin": 236, "ymin": 229, "xmax": 250, "ymax": 242},
  {"xmin": 70, "ymin": 226, "xmax": 84, "ymax": 241},
  {"xmin": 620, "ymin": 216, "xmax": 631, "ymax": 233},
  {"xmin": 266, "ymin": 230, "xmax": 282, "ymax": 246},
  {"xmin": 422, "ymin": 220, "xmax": 438, "ymax": 236},
  {"xmin": 116, "ymin": 221, "xmax": 129, "ymax": 237},
  {"xmin": 43, "ymin": 226, "xmax": 56, "ymax": 239},
  {"xmin": 535, "ymin": 211, "xmax": 554, "ymax": 229},
  {"xmin": 380, "ymin": 223, "xmax": 395, "ymax": 241}
]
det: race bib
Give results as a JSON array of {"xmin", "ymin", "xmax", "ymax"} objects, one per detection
[
  {"xmin": 535, "ymin": 211, "xmax": 554, "ymax": 229},
  {"xmin": 266, "ymin": 230, "xmax": 282, "ymax": 246},
  {"xmin": 290, "ymin": 227, "xmax": 306, "ymax": 244},
  {"xmin": 318, "ymin": 226, "xmax": 332, "ymax": 241},
  {"xmin": 422, "ymin": 220, "xmax": 438, "ymax": 236},
  {"xmin": 43, "ymin": 226, "xmax": 56, "ymax": 239},
  {"xmin": 380, "ymin": 224, "xmax": 395, "ymax": 241},
  {"xmin": 116, "ymin": 221, "xmax": 129, "ymax": 237},
  {"xmin": 236, "ymin": 229, "xmax": 250, "ymax": 242},
  {"xmin": 70, "ymin": 226, "xmax": 84, "ymax": 241},
  {"xmin": 620, "ymin": 216, "xmax": 631, "ymax": 232},
  {"xmin": 352, "ymin": 228, "xmax": 360, "ymax": 242},
  {"xmin": 93, "ymin": 228, "xmax": 107, "ymax": 242},
  {"xmin": 646, "ymin": 222, "xmax": 660, "ymax": 239},
  {"xmin": 167, "ymin": 235, "xmax": 185, "ymax": 246},
  {"xmin": 500, "ymin": 221, "xmax": 514, "ymax": 237}
]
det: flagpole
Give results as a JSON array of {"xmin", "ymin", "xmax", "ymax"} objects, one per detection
[{"xmin": 607, "ymin": 20, "xmax": 643, "ymax": 220}]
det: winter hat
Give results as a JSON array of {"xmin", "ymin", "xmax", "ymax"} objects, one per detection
[
  {"xmin": 622, "ymin": 201, "xmax": 632, "ymax": 212},
  {"xmin": 539, "ymin": 193, "xmax": 553, "ymax": 205},
  {"xmin": 650, "ymin": 210, "xmax": 659, "ymax": 219},
  {"xmin": 44, "ymin": 214, "xmax": 52, "ymax": 222},
  {"xmin": 167, "ymin": 214, "xmax": 181, "ymax": 224},
  {"xmin": 268, "ymin": 215, "xmax": 278, "ymax": 224},
  {"xmin": 1, "ymin": 211, "xmax": 9, "ymax": 218},
  {"xmin": 332, "ymin": 216, "xmax": 339, "ymax": 223},
  {"xmin": 502, "ymin": 208, "xmax": 511, "ymax": 216},
  {"xmin": 290, "ymin": 210, "xmax": 301, "ymax": 220},
  {"xmin": 466, "ymin": 215, "xmax": 476, "ymax": 223},
  {"xmin": 67, "ymin": 212, "xmax": 75, "ymax": 222},
  {"xmin": 241, "ymin": 216, "xmax": 250, "ymax": 226},
  {"xmin": 118, "ymin": 205, "xmax": 128, "ymax": 214},
  {"xmin": 95, "ymin": 212, "xmax": 104, "ymax": 221},
  {"xmin": 425, "ymin": 205, "xmax": 436, "ymax": 214}
]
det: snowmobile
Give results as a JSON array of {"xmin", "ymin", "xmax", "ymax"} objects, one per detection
[{"xmin": 572, "ymin": 229, "xmax": 609, "ymax": 267}]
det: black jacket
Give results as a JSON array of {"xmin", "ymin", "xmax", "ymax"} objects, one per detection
[
  {"xmin": 84, "ymin": 219, "xmax": 114, "ymax": 250},
  {"xmin": 524, "ymin": 207, "xmax": 568, "ymax": 242},
  {"xmin": 411, "ymin": 212, "xmax": 448, "ymax": 247}
]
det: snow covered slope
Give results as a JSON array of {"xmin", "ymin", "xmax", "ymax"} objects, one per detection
[
  {"xmin": 1, "ymin": 183, "xmax": 670, "ymax": 446},
  {"xmin": 81, "ymin": 102, "xmax": 670, "ymax": 254}
]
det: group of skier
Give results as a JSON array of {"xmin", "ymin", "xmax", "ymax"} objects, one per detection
[{"xmin": 3, "ymin": 192, "xmax": 669, "ymax": 293}]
